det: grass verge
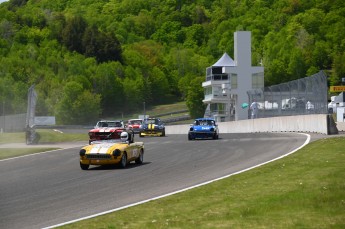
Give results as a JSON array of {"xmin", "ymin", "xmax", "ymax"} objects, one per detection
[
  {"xmin": 34, "ymin": 129, "xmax": 88, "ymax": 143},
  {"xmin": 0, "ymin": 130, "xmax": 88, "ymax": 160},
  {"xmin": 0, "ymin": 148, "xmax": 59, "ymax": 160},
  {"xmin": 0, "ymin": 132, "xmax": 26, "ymax": 144},
  {"xmin": 59, "ymin": 136, "xmax": 345, "ymax": 229},
  {"xmin": 0, "ymin": 129, "xmax": 88, "ymax": 144}
]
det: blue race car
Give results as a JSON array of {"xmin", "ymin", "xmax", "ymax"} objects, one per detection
[{"xmin": 188, "ymin": 118, "xmax": 219, "ymax": 140}]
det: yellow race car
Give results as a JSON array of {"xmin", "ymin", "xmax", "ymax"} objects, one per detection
[{"xmin": 79, "ymin": 131, "xmax": 144, "ymax": 170}]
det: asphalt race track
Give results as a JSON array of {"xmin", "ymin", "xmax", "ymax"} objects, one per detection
[{"xmin": 0, "ymin": 133, "xmax": 310, "ymax": 229}]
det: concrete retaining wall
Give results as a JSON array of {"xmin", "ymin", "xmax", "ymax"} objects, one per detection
[
  {"xmin": 336, "ymin": 122, "xmax": 345, "ymax": 131},
  {"xmin": 166, "ymin": 114, "xmax": 336, "ymax": 135}
]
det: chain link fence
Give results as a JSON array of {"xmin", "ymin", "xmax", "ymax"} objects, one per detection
[
  {"xmin": 0, "ymin": 113, "xmax": 26, "ymax": 133},
  {"xmin": 0, "ymin": 85, "xmax": 38, "ymax": 145},
  {"xmin": 247, "ymin": 71, "xmax": 328, "ymax": 119}
]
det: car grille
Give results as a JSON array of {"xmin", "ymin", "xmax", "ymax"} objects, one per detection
[
  {"xmin": 144, "ymin": 131, "xmax": 161, "ymax": 134},
  {"xmin": 95, "ymin": 132, "xmax": 109, "ymax": 136},
  {"xmin": 193, "ymin": 132, "xmax": 213, "ymax": 138},
  {"xmin": 95, "ymin": 132, "xmax": 120, "ymax": 137},
  {"xmin": 86, "ymin": 154, "xmax": 112, "ymax": 159},
  {"xmin": 90, "ymin": 132, "xmax": 121, "ymax": 141},
  {"xmin": 145, "ymin": 130, "xmax": 159, "ymax": 132}
]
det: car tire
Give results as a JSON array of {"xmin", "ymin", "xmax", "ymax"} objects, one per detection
[
  {"xmin": 135, "ymin": 149, "xmax": 144, "ymax": 164},
  {"xmin": 130, "ymin": 131, "xmax": 135, "ymax": 142},
  {"xmin": 120, "ymin": 153, "xmax": 127, "ymax": 168},
  {"xmin": 213, "ymin": 133, "xmax": 219, "ymax": 140},
  {"xmin": 80, "ymin": 162, "xmax": 89, "ymax": 170},
  {"xmin": 188, "ymin": 133, "xmax": 193, "ymax": 140},
  {"xmin": 161, "ymin": 129, "xmax": 165, "ymax": 137}
]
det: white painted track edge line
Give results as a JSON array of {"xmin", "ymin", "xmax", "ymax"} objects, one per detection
[{"xmin": 0, "ymin": 146, "xmax": 84, "ymax": 162}]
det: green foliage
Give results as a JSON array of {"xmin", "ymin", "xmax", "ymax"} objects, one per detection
[
  {"xmin": 1, "ymin": 0, "xmax": 345, "ymax": 123},
  {"xmin": 330, "ymin": 52, "xmax": 345, "ymax": 85},
  {"xmin": 82, "ymin": 25, "xmax": 122, "ymax": 63},
  {"xmin": 149, "ymin": 66, "xmax": 170, "ymax": 104},
  {"xmin": 55, "ymin": 81, "xmax": 101, "ymax": 125},
  {"xmin": 183, "ymin": 24, "xmax": 207, "ymax": 48},
  {"xmin": 151, "ymin": 21, "xmax": 185, "ymax": 44},
  {"xmin": 186, "ymin": 76, "xmax": 206, "ymax": 118},
  {"xmin": 62, "ymin": 15, "xmax": 87, "ymax": 53},
  {"xmin": 122, "ymin": 77, "xmax": 146, "ymax": 113},
  {"xmin": 91, "ymin": 62, "xmax": 125, "ymax": 116}
]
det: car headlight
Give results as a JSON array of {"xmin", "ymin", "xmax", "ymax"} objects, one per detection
[
  {"xmin": 190, "ymin": 127, "xmax": 194, "ymax": 131},
  {"xmin": 88, "ymin": 132, "xmax": 94, "ymax": 137},
  {"xmin": 79, "ymin": 149, "xmax": 86, "ymax": 156},
  {"xmin": 210, "ymin": 128, "xmax": 214, "ymax": 132},
  {"xmin": 112, "ymin": 149, "xmax": 121, "ymax": 156}
]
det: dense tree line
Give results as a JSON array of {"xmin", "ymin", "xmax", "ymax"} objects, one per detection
[{"xmin": 0, "ymin": 0, "xmax": 344, "ymax": 124}]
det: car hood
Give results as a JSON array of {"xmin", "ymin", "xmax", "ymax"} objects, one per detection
[
  {"xmin": 143, "ymin": 124, "xmax": 163, "ymax": 129},
  {"xmin": 83, "ymin": 142, "xmax": 126, "ymax": 154},
  {"xmin": 129, "ymin": 124, "xmax": 141, "ymax": 128}
]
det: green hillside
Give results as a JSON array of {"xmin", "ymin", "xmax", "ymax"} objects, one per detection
[
  {"xmin": 113, "ymin": 101, "xmax": 191, "ymax": 123},
  {"xmin": 0, "ymin": 0, "xmax": 344, "ymax": 124}
]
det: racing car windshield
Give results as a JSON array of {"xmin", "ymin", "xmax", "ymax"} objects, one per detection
[
  {"xmin": 198, "ymin": 120, "xmax": 215, "ymax": 126},
  {"xmin": 97, "ymin": 121, "xmax": 123, "ymax": 128},
  {"xmin": 146, "ymin": 119, "xmax": 159, "ymax": 124},
  {"xmin": 129, "ymin": 120, "xmax": 142, "ymax": 125},
  {"xmin": 92, "ymin": 139, "xmax": 121, "ymax": 144}
]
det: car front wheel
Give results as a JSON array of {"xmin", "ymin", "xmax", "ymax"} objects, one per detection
[
  {"xmin": 120, "ymin": 153, "xmax": 127, "ymax": 168},
  {"xmin": 213, "ymin": 132, "xmax": 219, "ymax": 140},
  {"xmin": 80, "ymin": 162, "xmax": 89, "ymax": 170},
  {"xmin": 135, "ymin": 149, "xmax": 144, "ymax": 164},
  {"xmin": 188, "ymin": 133, "xmax": 193, "ymax": 140}
]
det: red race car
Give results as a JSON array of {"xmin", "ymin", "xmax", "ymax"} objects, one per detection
[
  {"xmin": 126, "ymin": 119, "xmax": 143, "ymax": 134},
  {"xmin": 88, "ymin": 120, "xmax": 125, "ymax": 144}
]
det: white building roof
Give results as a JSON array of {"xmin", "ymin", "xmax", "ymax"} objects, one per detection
[{"xmin": 212, "ymin": 52, "xmax": 236, "ymax": 67}]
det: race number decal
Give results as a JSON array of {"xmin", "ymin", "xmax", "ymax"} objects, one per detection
[{"xmin": 132, "ymin": 148, "xmax": 138, "ymax": 157}]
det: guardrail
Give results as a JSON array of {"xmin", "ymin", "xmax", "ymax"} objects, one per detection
[
  {"xmin": 165, "ymin": 114, "xmax": 338, "ymax": 135},
  {"xmin": 16, "ymin": 114, "xmax": 340, "ymax": 142}
]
